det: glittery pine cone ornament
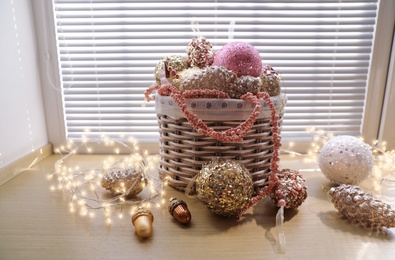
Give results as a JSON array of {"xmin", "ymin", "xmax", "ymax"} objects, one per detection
[
  {"xmin": 186, "ymin": 36, "xmax": 214, "ymax": 68},
  {"xmin": 179, "ymin": 65, "xmax": 238, "ymax": 96},
  {"xmin": 232, "ymin": 76, "xmax": 262, "ymax": 98},
  {"xmin": 196, "ymin": 158, "xmax": 253, "ymax": 217},
  {"xmin": 154, "ymin": 55, "xmax": 188, "ymax": 85},
  {"xmin": 171, "ymin": 67, "xmax": 202, "ymax": 89},
  {"xmin": 100, "ymin": 168, "xmax": 147, "ymax": 197},
  {"xmin": 328, "ymin": 184, "xmax": 395, "ymax": 230},
  {"xmin": 260, "ymin": 64, "xmax": 281, "ymax": 96},
  {"xmin": 269, "ymin": 169, "xmax": 307, "ymax": 209}
]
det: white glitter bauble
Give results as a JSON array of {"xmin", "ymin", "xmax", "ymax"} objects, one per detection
[{"xmin": 318, "ymin": 135, "xmax": 374, "ymax": 185}]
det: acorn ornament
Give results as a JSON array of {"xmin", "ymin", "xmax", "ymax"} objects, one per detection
[
  {"xmin": 168, "ymin": 197, "xmax": 191, "ymax": 224},
  {"xmin": 131, "ymin": 206, "xmax": 154, "ymax": 238},
  {"xmin": 328, "ymin": 184, "xmax": 395, "ymax": 231}
]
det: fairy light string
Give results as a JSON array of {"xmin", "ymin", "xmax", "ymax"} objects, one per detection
[{"xmin": 49, "ymin": 136, "xmax": 163, "ymax": 225}]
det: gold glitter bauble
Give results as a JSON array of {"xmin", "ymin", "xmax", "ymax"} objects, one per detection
[
  {"xmin": 196, "ymin": 158, "xmax": 253, "ymax": 217},
  {"xmin": 100, "ymin": 168, "xmax": 147, "ymax": 197},
  {"xmin": 154, "ymin": 55, "xmax": 188, "ymax": 85},
  {"xmin": 260, "ymin": 64, "xmax": 281, "ymax": 96}
]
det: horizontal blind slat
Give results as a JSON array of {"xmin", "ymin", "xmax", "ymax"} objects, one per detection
[{"xmin": 53, "ymin": 0, "xmax": 378, "ymax": 144}]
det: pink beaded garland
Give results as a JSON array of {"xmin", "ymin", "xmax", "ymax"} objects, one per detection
[
  {"xmin": 145, "ymin": 84, "xmax": 285, "ymax": 218},
  {"xmin": 213, "ymin": 41, "xmax": 263, "ymax": 77}
]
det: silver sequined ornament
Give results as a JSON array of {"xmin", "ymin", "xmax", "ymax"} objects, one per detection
[
  {"xmin": 318, "ymin": 135, "xmax": 374, "ymax": 185},
  {"xmin": 328, "ymin": 184, "xmax": 395, "ymax": 230},
  {"xmin": 196, "ymin": 158, "xmax": 253, "ymax": 217},
  {"xmin": 269, "ymin": 169, "xmax": 307, "ymax": 209},
  {"xmin": 154, "ymin": 55, "xmax": 188, "ymax": 85},
  {"xmin": 100, "ymin": 168, "xmax": 147, "ymax": 197}
]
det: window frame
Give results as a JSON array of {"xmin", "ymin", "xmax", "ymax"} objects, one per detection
[{"xmin": 32, "ymin": 0, "xmax": 395, "ymax": 154}]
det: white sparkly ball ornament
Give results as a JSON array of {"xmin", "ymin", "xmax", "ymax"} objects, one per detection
[{"xmin": 318, "ymin": 135, "xmax": 374, "ymax": 185}]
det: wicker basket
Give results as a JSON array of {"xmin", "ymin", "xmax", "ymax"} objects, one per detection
[{"xmin": 154, "ymin": 94, "xmax": 286, "ymax": 193}]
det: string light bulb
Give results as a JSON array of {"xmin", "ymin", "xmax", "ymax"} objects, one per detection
[{"xmin": 49, "ymin": 136, "xmax": 163, "ymax": 226}]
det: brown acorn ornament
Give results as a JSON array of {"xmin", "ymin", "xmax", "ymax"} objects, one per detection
[
  {"xmin": 131, "ymin": 206, "xmax": 154, "ymax": 238},
  {"xmin": 328, "ymin": 184, "xmax": 395, "ymax": 231},
  {"xmin": 168, "ymin": 197, "xmax": 191, "ymax": 224}
]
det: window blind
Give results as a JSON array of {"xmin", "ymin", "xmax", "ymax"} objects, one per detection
[{"xmin": 52, "ymin": 0, "xmax": 379, "ymax": 145}]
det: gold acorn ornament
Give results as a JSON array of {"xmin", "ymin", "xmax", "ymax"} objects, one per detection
[
  {"xmin": 100, "ymin": 168, "xmax": 147, "ymax": 197},
  {"xmin": 168, "ymin": 197, "xmax": 192, "ymax": 224},
  {"xmin": 131, "ymin": 206, "xmax": 154, "ymax": 238},
  {"xmin": 328, "ymin": 184, "xmax": 395, "ymax": 231}
]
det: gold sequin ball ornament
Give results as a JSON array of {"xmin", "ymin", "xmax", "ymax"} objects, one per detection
[
  {"xmin": 131, "ymin": 206, "xmax": 154, "ymax": 238},
  {"xmin": 318, "ymin": 135, "xmax": 374, "ymax": 185},
  {"xmin": 179, "ymin": 65, "xmax": 238, "ymax": 97},
  {"xmin": 100, "ymin": 168, "xmax": 148, "ymax": 197},
  {"xmin": 196, "ymin": 158, "xmax": 254, "ymax": 217},
  {"xmin": 328, "ymin": 184, "xmax": 395, "ymax": 231},
  {"xmin": 269, "ymin": 169, "xmax": 307, "ymax": 209},
  {"xmin": 186, "ymin": 36, "xmax": 215, "ymax": 68},
  {"xmin": 154, "ymin": 55, "xmax": 188, "ymax": 85},
  {"xmin": 168, "ymin": 197, "xmax": 192, "ymax": 224},
  {"xmin": 260, "ymin": 64, "xmax": 281, "ymax": 96}
]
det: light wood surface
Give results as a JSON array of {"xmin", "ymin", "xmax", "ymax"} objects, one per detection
[
  {"xmin": 0, "ymin": 154, "xmax": 394, "ymax": 260},
  {"xmin": 0, "ymin": 143, "xmax": 52, "ymax": 186}
]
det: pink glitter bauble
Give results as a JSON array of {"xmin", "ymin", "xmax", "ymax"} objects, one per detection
[{"xmin": 213, "ymin": 41, "xmax": 262, "ymax": 77}]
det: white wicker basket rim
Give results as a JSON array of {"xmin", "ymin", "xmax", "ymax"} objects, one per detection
[{"xmin": 154, "ymin": 93, "xmax": 287, "ymax": 120}]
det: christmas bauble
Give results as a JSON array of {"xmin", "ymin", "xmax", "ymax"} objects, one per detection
[
  {"xmin": 318, "ymin": 135, "xmax": 374, "ymax": 185},
  {"xmin": 186, "ymin": 36, "xmax": 214, "ymax": 68},
  {"xmin": 196, "ymin": 158, "xmax": 253, "ymax": 217},
  {"xmin": 154, "ymin": 55, "xmax": 188, "ymax": 85},
  {"xmin": 269, "ymin": 169, "xmax": 307, "ymax": 209},
  {"xmin": 260, "ymin": 64, "xmax": 281, "ymax": 96},
  {"xmin": 213, "ymin": 41, "xmax": 262, "ymax": 77}
]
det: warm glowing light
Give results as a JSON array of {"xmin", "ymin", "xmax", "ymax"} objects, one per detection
[{"xmin": 48, "ymin": 135, "xmax": 164, "ymax": 226}]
